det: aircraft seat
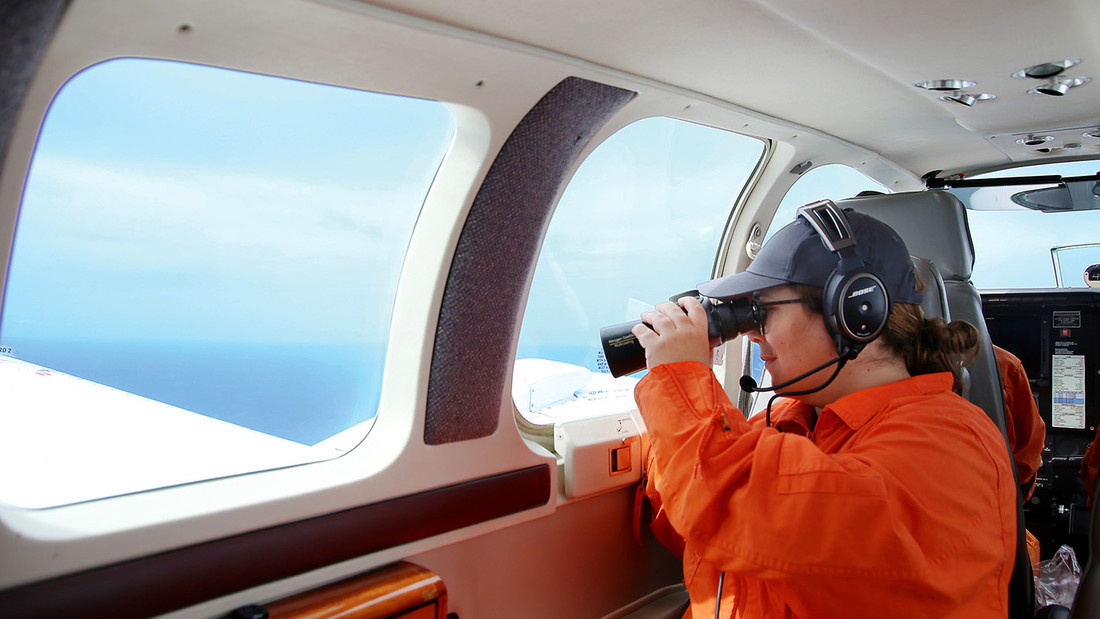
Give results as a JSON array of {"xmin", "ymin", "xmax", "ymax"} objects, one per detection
[
  {"xmin": 910, "ymin": 255, "xmax": 950, "ymax": 319},
  {"xmin": 1067, "ymin": 474, "xmax": 1100, "ymax": 617},
  {"xmin": 838, "ymin": 190, "xmax": 1033, "ymax": 618},
  {"xmin": 839, "ymin": 190, "xmax": 1004, "ymax": 425}
]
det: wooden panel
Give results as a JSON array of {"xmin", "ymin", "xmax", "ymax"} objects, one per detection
[{"xmin": 266, "ymin": 562, "xmax": 445, "ymax": 619}]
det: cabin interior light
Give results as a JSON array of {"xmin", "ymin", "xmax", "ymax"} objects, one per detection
[
  {"xmin": 914, "ymin": 79, "xmax": 976, "ymax": 91},
  {"xmin": 1012, "ymin": 59, "xmax": 1081, "ymax": 80},
  {"xmin": 1028, "ymin": 76, "xmax": 1091, "ymax": 96},
  {"xmin": 1084, "ymin": 129, "xmax": 1100, "ymax": 140},
  {"xmin": 914, "ymin": 80, "xmax": 994, "ymax": 106},
  {"xmin": 1017, "ymin": 135, "xmax": 1054, "ymax": 146},
  {"xmin": 939, "ymin": 92, "xmax": 995, "ymax": 107},
  {"xmin": 1013, "ymin": 59, "xmax": 1090, "ymax": 96}
]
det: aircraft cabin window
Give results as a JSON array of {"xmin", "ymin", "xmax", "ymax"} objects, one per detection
[
  {"xmin": 958, "ymin": 161, "xmax": 1100, "ymax": 289},
  {"xmin": 0, "ymin": 58, "xmax": 455, "ymax": 508},
  {"xmin": 764, "ymin": 164, "xmax": 888, "ymax": 244},
  {"xmin": 513, "ymin": 117, "xmax": 765, "ymax": 426}
]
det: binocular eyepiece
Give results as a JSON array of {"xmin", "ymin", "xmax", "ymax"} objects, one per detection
[{"xmin": 599, "ymin": 292, "xmax": 756, "ymax": 377}]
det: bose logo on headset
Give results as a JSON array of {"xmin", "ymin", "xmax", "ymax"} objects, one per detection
[
  {"xmin": 846, "ymin": 286, "xmax": 877, "ymax": 299},
  {"xmin": 797, "ymin": 200, "xmax": 891, "ymax": 360}
]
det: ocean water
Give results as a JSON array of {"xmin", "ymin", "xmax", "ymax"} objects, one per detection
[{"xmin": 0, "ymin": 338, "xmax": 383, "ymax": 446}]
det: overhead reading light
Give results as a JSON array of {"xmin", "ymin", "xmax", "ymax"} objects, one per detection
[
  {"xmin": 1029, "ymin": 76, "xmax": 1091, "ymax": 96},
  {"xmin": 1084, "ymin": 129, "xmax": 1100, "ymax": 139},
  {"xmin": 1013, "ymin": 59, "xmax": 1090, "ymax": 96},
  {"xmin": 1012, "ymin": 58, "xmax": 1081, "ymax": 79},
  {"xmin": 914, "ymin": 80, "xmax": 993, "ymax": 106},
  {"xmin": 1017, "ymin": 135, "xmax": 1053, "ymax": 146},
  {"xmin": 914, "ymin": 79, "xmax": 976, "ymax": 91},
  {"xmin": 940, "ymin": 92, "xmax": 995, "ymax": 107}
]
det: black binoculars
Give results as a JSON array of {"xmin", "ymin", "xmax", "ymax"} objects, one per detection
[{"xmin": 599, "ymin": 292, "xmax": 756, "ymax": 377}]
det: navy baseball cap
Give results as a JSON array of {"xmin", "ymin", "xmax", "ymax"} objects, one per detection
[{"xmin": 697, "ymin": 206, "xmax": 923, "ymax": 305}]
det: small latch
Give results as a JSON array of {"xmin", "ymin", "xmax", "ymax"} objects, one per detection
[{"xmin": 610, "ymin": 444, "xmax": 632, "ymax": 474}]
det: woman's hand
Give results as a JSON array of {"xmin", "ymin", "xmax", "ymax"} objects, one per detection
[{"xmin": 631, "ymin": 296, "xmax": 712, "ymax": 369}]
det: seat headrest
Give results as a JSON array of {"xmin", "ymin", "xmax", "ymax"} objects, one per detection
[
  {"xmin": 837, "ymin": 191, "xmax": 975, "ymax": 281},
  {"xmin": 910, "ymin": 256, "xmax": 950, "ymax": 321}
]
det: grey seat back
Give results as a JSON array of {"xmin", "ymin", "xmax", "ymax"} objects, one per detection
[
  {"xmin": 908, "ymin": 256, "xmax": 971, "ymax": 398},
  {"xmin": 910, "ymin": 255, "xmax": 950, "ymax": 319},
  {"xmin": 838, "ymin": 190, "xmax": 1031, "ymax": 619},
  {"xmin": 1070, "ymin": 475, "xmax": 1100, "ymax": 617},
  {"xmin": 839, "ymin": 191, "xmax": 1005, "ymax": 430}
]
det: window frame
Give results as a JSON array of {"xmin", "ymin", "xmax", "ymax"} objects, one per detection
[{"xmin": 511, "ymin": 115, "xmax": 768, "ymax": 433}]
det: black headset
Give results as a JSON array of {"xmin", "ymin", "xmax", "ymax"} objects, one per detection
[{"xmin": 797, "ymin": 200, "xmax": 891, "ymax": 360}]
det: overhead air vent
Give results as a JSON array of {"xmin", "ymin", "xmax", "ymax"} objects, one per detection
[
  {"xmin": 1013, "ymin": 59, "xmax": 1091, "ymax": 96},
  {"xmin": 914, "ymin": 79, "xmax": 994, "ymax": 106},
  {"xmin": 1017, "ymin": 135, "xmax": 1053, "ymax": 146},
  {"xmin": 940, "ymin": 92, "xmax": 995, "ymax": 107},
  {"xmin": 914, "ymin": 79, "xmax": 976, "ymax": 91},
  {"xmin": 1012, "ymin": 58, "xmax": 1081, "ymax": 79},
  {"xmin": 1028, "ymin": 76, "xmax": 1091, "ymax": 96}
]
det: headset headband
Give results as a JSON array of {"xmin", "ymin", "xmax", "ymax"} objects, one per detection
[
  {"xmin": 797, "ymin": 199, "xmax": 891, "ymax": 359},
  {"xmin": 799, "ymin": 200, "xmax": 856, "ymax": 253}
]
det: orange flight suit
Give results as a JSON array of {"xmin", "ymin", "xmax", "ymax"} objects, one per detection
[
  {"xmin": 992, "ymin": 345, "xmax": 1045, "ymax": 565},
  {"xmin": 994, "ymin": 346, "xmax": 1045, "ymax": 497},
  {"xmin": 637, "ymin": 362, "xmax": 1017, "ymax": 619},
  {"xmin": 1081, "ymin": 430, "xmax": 1100, "ymax": 508}
]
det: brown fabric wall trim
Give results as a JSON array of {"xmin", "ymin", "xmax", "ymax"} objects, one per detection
[{"xmin": 425, "ymin": 76, "xmax": 636, "ymax": 444}]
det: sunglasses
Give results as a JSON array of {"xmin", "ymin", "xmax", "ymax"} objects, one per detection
[{"xmin": 750, "ymin": 296, "xmax": 809, "ymax": 335}]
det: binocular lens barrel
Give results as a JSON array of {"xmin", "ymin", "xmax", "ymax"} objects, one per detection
[
  {"xmin": 599, "ymin": 295, "xmax": 756, "ymax": 378},
  {"xmin": 599, "ymin": 320, "xmax": 650, "ymax": 378}
]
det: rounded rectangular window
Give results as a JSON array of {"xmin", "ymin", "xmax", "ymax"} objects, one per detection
[
  {"xmin": 0, "ymin": 59, "xmax": 455, "ymax": 507},
  {"xmin": 513, "ymin": 117, "xmax": 765, "ymax": 426}
]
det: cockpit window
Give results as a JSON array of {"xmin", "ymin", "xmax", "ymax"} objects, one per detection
[
  {"xmin": 0, "ymin": 58, "xmax": 455, "ymax": 508},
  {"xmin": 952, "ymin": 161, "xmax": 1100, "ymax": 289},
  {"xmin": 513, "ymin": 117, "xmax": 764, "ymax": 426}
]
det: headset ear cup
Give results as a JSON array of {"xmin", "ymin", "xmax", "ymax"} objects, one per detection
[
  {"xmin": 822, "ymin": 271, "xmax": 891, "ymax": 357},
  {"xmin": 800, "ymin": 201, "xmax": 893, "ymax": 360},
  {"xmin": 841, "ymin": 273, "xmax": 891, "ymax": 341}
]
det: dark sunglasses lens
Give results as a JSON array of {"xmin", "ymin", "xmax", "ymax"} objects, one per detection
[{"xmin": 752, "ymin": 302, "xmax": 767, "ymax": 334}]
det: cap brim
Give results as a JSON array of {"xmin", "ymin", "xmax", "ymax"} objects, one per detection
[{"xmin": 697, "ymin": 270, "xmax": 789, "ymax": 301}]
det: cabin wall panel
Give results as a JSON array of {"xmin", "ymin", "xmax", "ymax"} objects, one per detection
[{"xmin": 426, "ymin": 76, "xmax": 635, "ymax": 444}]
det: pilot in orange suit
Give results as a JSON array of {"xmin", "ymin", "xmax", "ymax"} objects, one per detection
[
  {"xmin": 995, "ymin": 345, "xmax": 1045, "ymax": 500},
  {"xmin": 992, "ymin": 345, "xmax": 1045, "ymax": 565},
  {"xmin": 632, "ymin": 203, "xmax": 1017, "ymax": 618},
  {"xmin": 1081, "ymin": 428, "xmax": 1100, "ymax": 508}
]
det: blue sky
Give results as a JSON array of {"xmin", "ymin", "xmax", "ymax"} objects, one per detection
[
  {"xmin": 517, "ymin": 117, "xmax": 765, "ymax": 364},
  {"xmin": 4, "ymin": 57, "xmax": 1097, "ymax": 360},
  {"xmin": 2, "ymin": 59, "xmax": 454, "ymax": 345}
]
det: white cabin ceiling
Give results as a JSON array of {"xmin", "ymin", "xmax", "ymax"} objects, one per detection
[{"xmin": 361, "ymin": 0, "xmax": 1100, "ymax": 177}]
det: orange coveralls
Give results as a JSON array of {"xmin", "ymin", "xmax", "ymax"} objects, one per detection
[
  {"xmin": 1081, "ymin": 429, "xmax": 1100, "ymax": 507},
  {"xmin": 992, "ymin": 345, "xmax": 1046, "ymax": 565},
  {"xmin": 637, "ymin": 362, "xmax": 1017, "ymax": 619},
  {"xmin": 994, "ymin": 345, "xmax": 1045, "ymax": 497}
]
